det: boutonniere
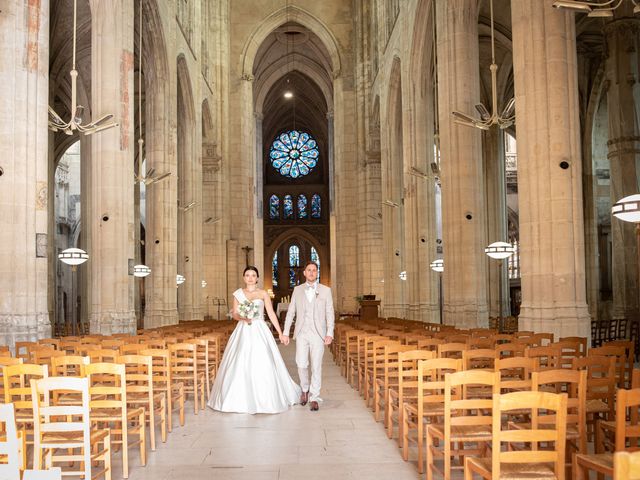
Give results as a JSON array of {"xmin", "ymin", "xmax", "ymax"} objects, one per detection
[{"xmin": 315, "ymin": 291, "xmax": 319, "ymax": 298}]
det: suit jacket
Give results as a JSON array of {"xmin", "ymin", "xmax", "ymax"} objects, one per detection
[{"xmin": 283, "ymin": 283, "xmax": 335, "ymax": 340}]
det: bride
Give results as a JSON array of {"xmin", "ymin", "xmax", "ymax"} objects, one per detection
[{"xmin": 207, "ymin": 266, "xmax": 301, "ymax": 414}]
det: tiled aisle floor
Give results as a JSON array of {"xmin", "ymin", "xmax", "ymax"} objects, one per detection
[{"xmin": 117, "ymin": 345, "xmax": 421, "ymax": 480}]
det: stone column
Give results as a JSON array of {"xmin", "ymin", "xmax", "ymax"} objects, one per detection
[
  {"xmin": 144, "ymin": 75, "xmax": 178, "ymax": 328},
  {"xmin": 604, "ymin": 10, "xmax": 640, "ymax": 321},
  {"xmin": 511, "ymin": 0, "xmax": 590, "ymax": 338},
  {"xmin": 88, "ymin": 0, "xmax": 136, "ymax": 334},
  {"xmin": 0, "ymin": 0, "xmax": 51, "ymax": 346},
  {"xmin": 436, "ymin": 0, "xmax": 488, "ymax": 328},
  {"xmin": 483, "ymin": 128, "xmax": 508, "ymax": 318}
]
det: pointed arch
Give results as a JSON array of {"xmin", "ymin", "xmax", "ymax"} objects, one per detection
[{"xmin": 240, "ymin": 5, "xmax": 342, "ymax": 79}]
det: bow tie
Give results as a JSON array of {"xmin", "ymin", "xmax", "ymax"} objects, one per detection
[{"xmin": 306, "ymin": 285, "xmax": 315, "ymax": 290}]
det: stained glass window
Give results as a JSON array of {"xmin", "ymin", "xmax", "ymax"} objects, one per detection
[
  {"xmin": 272, "ymin": 251, "xmax": 278, "ymax": 287},
  {"xmin": 269, "ymin": 195, "xmax": 280, "ymax": 219},
  {"xmin": 284, "ymin": 195, "xmax": 294, "ymax": 219},
  {"xmin": 311, "ymin": 194, "xmax": 321, "ymax": 218},
  {"xmin": 311, "ymin": 246, "xmax": 320, "ymax": 278},
  {"xmin": 269, "ymin": 130, "xmax": 319, "ymax": 178},
  {"xmin": 297, "ymin": 195, "xmax": 308, "ymax": 219},
  {"xmin": 289, "ymin": 245, "xmax": 300, "ymax": 287}
]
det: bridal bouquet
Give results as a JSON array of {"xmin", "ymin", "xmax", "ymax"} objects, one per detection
[{"xmin": 238, "ymin": 300, "xmax": 260, "ymax": 325}]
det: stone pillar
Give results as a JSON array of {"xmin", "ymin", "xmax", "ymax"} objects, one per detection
[
  {"xmin": 604, "ymin": 11, "xmax": 640, "ymax": 321},
  {"xmin": 144, "ymin": 75, "xmax": 178, "ymax": 328},
  {"xmin": 88, "ymin": 0, "xmax": 136, "ymax": 334},
  {"xmin": 483, "ymin": 128, "xmax": 508, "ymax": 318},
  {"xmin": 511, "ymin": 0, "xmax": 590, "ymax": 338},
  {"xmin": 436, "ymin": 0, "xmax": 488, "ymax": 328},
  {"xmin": 0, "ymin": 0, "xmax": 51, "ymax": 346}
]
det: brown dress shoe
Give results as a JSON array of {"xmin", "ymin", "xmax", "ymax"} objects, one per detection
[
  {"xmin": 310, "ymin": 400, "xmax": 319, "ymax": 411},
  {"xmin": 300, "ymin": 391, "xmax": 309, "ymax": 406}
]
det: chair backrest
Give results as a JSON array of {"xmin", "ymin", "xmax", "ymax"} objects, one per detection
[
  {"xmin": 416, "ymin": 358, "xmax": 463, "ymax": 418},
  {"xmin": 140, "ymin": 348, "xmax": 172, "ymax": 393},
  {"xmin": 492, "ymin": 391, "xmax": 567, "ymax": 480},
  {"xmin": 101, "ymin": 339, "xmax": 125, "ymax": 350},
  {"xmin": 87, "ymin": 349, "xmax": 119, "ymax": 363},
  {"xmin": 614, "ymin": 451, "xmax": 640, "ymax": 480},
  {"xmin": 492, "ymin": 333, "xmax": 514, "ymax": 345},
  {"xmin": 437, "ymin": 342, "xmax": 467, "ymax": 359},
  {"xmin": 559, "ymin": 336, "xmax": 588, "ymax": 356},
  {"xmin": 605, "ymin": 340, "xmax": 635, "ymax": 388},
  {"xmin": 31, "ymin": 376, "xmax": 91, "ymax": 478},
  {"xmin": 526, "ymin": 345, "xmax": 562, "ymax": 371},
  {"xmin": 552, "ymin": 339, "xmax": 585, "ymax": 369},
  {"xmin": 117, "ymin": 354, "xmax": 155, "ymax": 409},
  {"xmin": 495, "ymin": 356, "xmax": 535, "ymax": 393},
  {"xmin": 614, "ymin": 387, "xmax": 640, "ymax": 451},
  {"xmin": 0, "ymin": 403, "xmax": 22, "ymax": 477},
  {"xmin": 50, "ymin": 355, "xmax": 89, "ymax": 377},
  {"xmin": 495, "ymin": 342, "xmax": 525, "ymax": 359},
  {"xmin": 3, "ymin": 363, "xmax": 48, "ymax": 409},
  {"xmin": 32, "ymin": 348, "xmax": 65, "ymax": 367},
  {"xmin": 119, "ymin": 343, "xmax": 146, "ymax": 355},
  {"xmin": 15, "ymin": 341, "xmax": 37, "ymax": 360},
  {"xmin": 462, "ymin": 348, "xmax": 497, "ymax": 370},
  {"xmin": 590, "ymin": 345, "xmax": 628, "ymax": 389},
  {"xmin": 532, "ymin": 369, "xmax": 587, "ymax": 454},
  {"xmin": 37, "ymin": 338, "xmax": 60, "ymax": 350},
  {"xmin": 572, "ymin": 355, "xmax": 616, "ymax": 417},
  {"xmin": 444, "ymin": 370, "xmax": 499, "ymax": 439},
  {"xmin": 467, "ymin": 337, "xmax": 495, "ymax": 350}
]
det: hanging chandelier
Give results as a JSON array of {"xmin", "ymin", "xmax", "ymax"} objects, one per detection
[
  {"xmin": 553, "ymin": 0, "xmax": 640, "ymax": 17},
  {"xmin": 451, "ymin": 0, "xmax": 515, "ymax": 130},
  {"xmin": 48, "ymin": 0, "xmax": 118, "ymax": 135}
]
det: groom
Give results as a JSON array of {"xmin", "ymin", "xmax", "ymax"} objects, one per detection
[{"xmin": 282, "ymin": 261, "xmax": 334, "ymax": 411}]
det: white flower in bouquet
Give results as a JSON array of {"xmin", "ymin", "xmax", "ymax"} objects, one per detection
[{"xmin": 238, "ymin": 300, "xmax": 260, "ymax": 325}]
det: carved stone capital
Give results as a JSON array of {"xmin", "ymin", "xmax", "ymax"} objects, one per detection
[{"xmin": 241, "ymin": 73, "xmax": 255, "ymax": 82}]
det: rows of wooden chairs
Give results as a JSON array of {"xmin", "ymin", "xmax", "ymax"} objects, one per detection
[
  {"xmin": 331, "ymin": 317, "xmax": 639, "ymax": 479},
  {"xmin": 0, "ymin": 320, "xmax": 236, "ymax": 478}
]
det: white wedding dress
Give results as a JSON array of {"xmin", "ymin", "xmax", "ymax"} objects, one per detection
[{"xmin": 207, "ymin": 288, "xmax": 301, "ymax": 414}]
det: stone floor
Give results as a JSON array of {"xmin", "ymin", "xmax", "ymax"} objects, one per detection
[{"xmin": 115, "ymin": 345, "xmax": 421, "ymax": 480}]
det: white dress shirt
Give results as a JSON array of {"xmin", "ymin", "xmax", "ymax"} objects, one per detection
[{"xmin": 304, "ymin": 282, "xmax": 317, "ymax": 303}]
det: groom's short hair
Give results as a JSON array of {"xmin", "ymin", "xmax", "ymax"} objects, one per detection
[{"xmin": 304, "ymin": 261, "xmax": 318, "ymax": 270}]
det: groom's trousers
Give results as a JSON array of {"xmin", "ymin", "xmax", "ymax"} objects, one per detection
[{"xmin": 295, "ymin": 330, "xmax": 325, "ymax": 402}]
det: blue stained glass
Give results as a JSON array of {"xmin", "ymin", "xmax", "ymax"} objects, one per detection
[
  {"xmin": 289, "ymin": 245, "xmax": 300, "ymax": 288},
  {"xmin": 311, "ymin": 194, "xmax": 321, "ymax": 218},
  {"xmin": 289, "ymin": 245, "xmax": 300, "ymax": 267},
  {"xmin": 269, "ymin": 130, "xmax": 320, "ymax": 178},
  {"xmin": 311, "ymin": 246, "xmax": 320, "ymax": 278},
  {"xmin": 284, "ymin": 195, "xmax": 293, "ymax": 219},
  {"xmin": 272, "ymin": 251, "xmax": 278, "ymax": 287},
  {"xmin": 269, "ymin": 195, "xmax": 280, "ymax": 219},
  {"xmin": 297, "ymin": 195, "xmax": 308, "ymax": 218}
]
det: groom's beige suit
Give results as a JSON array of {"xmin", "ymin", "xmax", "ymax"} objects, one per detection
[{"xmin": 284, "ymin": 282, "xmax": 335, "ymax": 402}]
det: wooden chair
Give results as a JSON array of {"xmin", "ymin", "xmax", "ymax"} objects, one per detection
[
  {"xmin": 118, "ymin": 354, "xmax": 167, "ymax": 451},
  {"xmin": 614, "ymin": 450, "xmax": 640, "ymax": 480},
  {"xmin": 426, "ymin": 370, "xmax": 499, "ymax": 480},
  {"xmin": 373, "ymin": 344, "xmax": 414, "ymax": 422},
  {"xmin": 85, "ymin": 362, "xmax": 146, "ymax": 479},
  {"xmin": 590, "ymin": 344, "xmax": 628, "ymax": 389},
  {"xmin": 495, "ymin": 356, "xmax": 535, "ymax": 393},
  {"xmin": 559, "ymin": 336, "xmax": 588, "ymax": 356},
  {"xmin": 201, "ymin": 333, "xmax": 223, "ymax": 386},
  {"xmin": 192, "ymin": 338, "xmax": 212, "ymax": 402},
  {"xmin": 574, "ymin": 388, "xmax": 640, "ymax": 479},
  {"xmin": 365, "ymin": 339, "xmax": 398, "ymax": 407},
  {"xmin": 467, "ymin": 337, "xmax": 495, "ymax": 350},
  {"xmin": 402, "ymin": 358, "xmax": 462, "ymax": 474},
  {"xmin": 31, "ymin": 376, "xmax": 111, "ymax": 479},
  {"xmin": 140, "ymin": 348, "xmax": 185, "ymax": 432},
  {"xmin": 32, "ymin": 348, "xmax": 64, "ymax": 369},
  {"xmin": 87, "ymin": 349, "xmax": 119, "ymax": 364},
  {"xmin": 553, "ymin": 339, "xmax": 584, "ymax": 369},
  {"xmin": 462, "ymin": 348, "xmax": 497, "ymax": 371},
  {"xmin": 605, "ymin": 340, "xmax": 635, "ymax": 388},
  {"xmin": 526, "ymin": 344, "xmax": 562, "ymax": 371},
  {"xmin": 100, "ymin": 339, "xmax": 125, "ymax": 351},
  {"xmin": 3, "ymin": 363, "xmax": 48, "ymax": 447},
  {"xmin": 0, "ymin": 346, "xmax": 10, "ymax": 356},
  {"xmin": 572, "ymin": 354, "xmax": 616, "ymax": 442},
  {"xmin": 0, "ymin": 357, "xmax": 23, "ymax": 403},
  {"xmin": 15, "ymin": 342, "xmax": 37, "ymax": 360},
  {"xmin": 385, "ymin": 350, "xmax": 435, "ymax": 441},
  {"xmin": 465, "ymin": 390, "xmax": 568, "ymax": 480},
  {"xmin": 119, "ymin": 343, "xmax": 146, "ymax": 356},
  {"xmin": 169, "ymin": 343, "xmax": 205, "ymax": 414},
  {"xmin": 437, "ymin": 342, "xmax": 467, "ymax": 360},
  {"xmin": 50, "ymin": 355, "xmax": 88, "ymax": 378},
  {"xmin": 531, "ymin": 369, "xmax": 588, "ymax": 471},
  {"xmin": 357, "ymin": 335, "xmax": 387, "ymax": 396},
  {"xmin": 495, "ymin": 342, "xmax": 525, "ymax": 359},
  {"xmin": 0, "ymin": 403, "xmax": 25, "ymax": 478}
]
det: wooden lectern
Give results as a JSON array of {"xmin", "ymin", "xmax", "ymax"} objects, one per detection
[{"xmin": 359, "ymin": 299, "xmax": 380, "ymax": 321}]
